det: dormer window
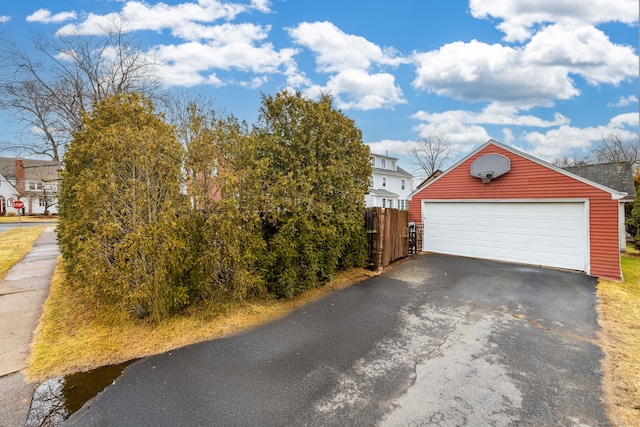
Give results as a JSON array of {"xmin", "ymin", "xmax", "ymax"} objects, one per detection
[
  {"xmin": 381, "ymin": 158, "xmax": 386, "ymax": 169},
  {"xmin": 370, "ymin": 157, "xmax": 375, "ymax": 167}
]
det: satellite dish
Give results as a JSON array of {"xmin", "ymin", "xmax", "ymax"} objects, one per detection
[{"xmin": 470, "ymin": 154, "xmax": 510, "ymax": 184}]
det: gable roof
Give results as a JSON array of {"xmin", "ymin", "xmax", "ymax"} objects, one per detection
[
  {"xmin": 370, "ymin": 152, "xmax": 399, "ymax": 161},
  {"xmin": 415, "ymin": 170, "xmax": 443, "ymax": 190},
  {"xmin": 408, "ymin": 139, "xmax": 628, "ymax": 200},
  {"xmin": 0, "ymin": 157, "xmax": 16, "ymax": 180},
  {"xmin": 564, "ymin": 162, "xmax": 636, "ymax": 202},
  {"xmin": 20, "ymin": 159, "xmax": 61, "ymax": 182},
  {"xmin": 371, "ymin": 165, "xmax": 413, "ymax": 178},
  {"xmin": 0, "ymin": 156, "xmax": 61, "ymax": 182}
]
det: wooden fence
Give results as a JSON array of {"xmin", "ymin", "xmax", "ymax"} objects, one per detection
[{"xmin": 365, "ymin": 207, "xmax": 409, "ymax": 270}]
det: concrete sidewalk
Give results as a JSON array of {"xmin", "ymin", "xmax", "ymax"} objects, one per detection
[{"xmin": 0, "ymin": 226, "xmax": 59, "ymax": 427}]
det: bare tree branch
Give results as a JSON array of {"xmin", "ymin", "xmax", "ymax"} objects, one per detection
[
  {"xmin": 408, "ymin": 133, "xmax": 455, "ymax": 179},
  {"xmin": 593, "ymin": 133, "xmax": 640, "ymax": 164},
  {"xmin": 552, "ymin": 156, "xmax": 590, "ymax": 168},
  {"xmin": 0, "ymin": 18, "xmax": 163, "ymax": 161}
]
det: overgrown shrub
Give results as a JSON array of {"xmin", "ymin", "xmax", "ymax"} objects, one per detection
[
  {"xmin": 252, "ymin": 91, "xmax": 371, "ymax": 297},
  {"xmin": 58, "ymin": 93, "xmax": 191, "ymax": 321},
  {"xmin": 58, "ymin": 90, "xmax": 372, "ymax": 321}
]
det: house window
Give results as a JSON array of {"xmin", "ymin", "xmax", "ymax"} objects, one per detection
[
  {"xmin": 369, "ymin": 176, "xmax": 374, "ymax": 187},
  {"xmin": 382, "ymin": 177, "xmax": 386, "ymax": 187},
  {"xmin": 28, "ymin": 181, "xmax": 43, "ymax": 191},
  {"xmin": 382, "ymin": 198, "xmax": 386, "ymax": 208},
  {"xmin": 370, "ymin": 157, "xmax": 375, "ymax": 167},
  {"xmin": 39, "ymin": 198, "xmax": 46, "ymax": 207},
  {"xmin": 381, "ymin": 158, "xmax": 386, "ymax": 169},
  {"xmin": 401, "ymin": 179, "xmax": 406, "ymax": 190},
  {"xmin": 391, "ymin": 160, "xmax": 396, "ymax": 170},
  {"xmin": 389, "ymin": 199, "xmax": 394, "ymax": 208}
]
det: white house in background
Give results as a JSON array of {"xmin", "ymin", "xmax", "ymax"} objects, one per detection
[
  {"xmin": 0, "ymin": 173, "xmax": 20, "ymax": 215},
  {"xmin": 0, "ymin": 157, "xmax": 61, "ymax": 215},
  {"xmin": 366, "ymin": 153, "xmax": 414, "ymax": 209}
]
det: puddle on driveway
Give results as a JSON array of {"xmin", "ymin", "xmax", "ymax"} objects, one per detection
[{"xmin": 26, "ymin": 360, "xmax": 137, "ymax": 427}]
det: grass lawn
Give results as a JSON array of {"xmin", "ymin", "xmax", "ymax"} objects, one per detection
[
  {"xmin": 597, "ymin": 245, "xmax": 640, "ymax": 425},
  {"xmin": 26, "ymin": 262, "xmax": 378, "ymax": 382},
  {"xmin": 0, "ymin": 216, "xmax": 57, "ymax": 223},
  {"xmin": 0, "ymin": 226, "xmax": 47, "ymax": 280}
]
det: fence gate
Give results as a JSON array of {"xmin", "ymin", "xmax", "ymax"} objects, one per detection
[{"xmin": 365, "ymin": 207, "xmax": 409, "ymax": 270}]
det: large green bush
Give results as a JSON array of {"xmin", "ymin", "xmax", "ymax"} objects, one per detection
[
  {"xmin": 58, "ymin": 93, "xmax": 191, "ymax": 321},
  {"xmin": 252, "ymin": 91, "xmax": 371, "ymax": 297},
  {"xmin": 58, "ymin": 90, "xmax": 372, "ymax": 320}
]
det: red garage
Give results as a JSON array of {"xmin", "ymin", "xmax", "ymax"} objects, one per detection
[{"xmin": 408, "ymin": 140, "xmax": 628, "ymax": 279}]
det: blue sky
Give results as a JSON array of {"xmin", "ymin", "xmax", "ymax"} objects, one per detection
[{"xmin": 0, "ymin": 0, "xmax": 638, "ymax": 170}]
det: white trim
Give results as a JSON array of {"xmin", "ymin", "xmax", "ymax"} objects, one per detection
[
  {"xmin": 619, "ymin": 202, "xmax": 626, "ymax": 251},
  {"xmin": 584, "ymin": 199, "xmax": 591, "ymax": 275},
  {"xmin": 421, "ymin": 199, "xmax": 591, "ymax": 274},
  {"xmin": 419, "ymin": 198, "xmax": 590, "ymax": 203}
]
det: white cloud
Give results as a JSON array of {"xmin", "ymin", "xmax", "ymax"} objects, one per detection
[
  {"xmin": 56, "ymin": 0, "xmax": 247, "ymax": 36},
  {"xmin": 289, "ymin": 21, "xmax": 404, "ymax": 73},
  {"xmin": 318, "ymin": 70, "xmax": 405, "ymax": 110},
  {"xmin": 520, "ymin": 113, "xmax": 639, "ymax": 161},
  {"xmin": 169, "ymin": 21, "xmax": 270, "ymax": 43},
  {"xmin": 154, "ymin": 39, "xmax": 298, "ymax": 86},
  {"xmin": 608, "ymin": 95, "xmax": 639, "ymax": 107},
  {"xmin": 413, "ymin": 40, "xmax": 579, "ymax": 108},
  {"xmin": 609, "ymin": 112, "xmax": 640, "ymax": 129},
  {"xmin": 412, "ymin": 24, "xmax": 638, "ymax": 109},
  {"xmin": 289, "ymin": 21, "xmax": 407, "ymax": 110},
  {"xmin": 411, "ymin": 104, "xmax": 639, "ymax": 161},
  {"xmin": 413, "ymin": 103, "xmax": 570, "ymax": 128},
  {"xmin": 250, "ymin": 0, "xmax": 271, "ymax": 13},
  {"xmin": 240, "ymin": 76, "xmax": 269, "ymax": 89},
  {"xmin": 412, "ymin": 120, "xmax": 493, "ymax": 153},
  {"xmin": 522, "ymin": 24, "xmax": 638, "ymax": 85},
  {"xmin": 27, "ymin": 9, "xmax": 77, "ymax": 24},
  {"xmin": 366, "ymin": 139, "xmax": 417, "ymax": 156},
  {"xmin": 50, "ymin": 1, "xmax": 299, "ymax": 89},
  {"xmin": 0, "ymin": 16, "xmax": 10, "ymax": 23},
  {"xmin": 521, "ymin": 126, "xmax": 608, "ymax": 160},
  {"xmin": 469, "ymin": 0, "xmax": 639, "ymax": 42},
  {"xmin": 502, "ymin": 128, "xmax": 515, "ymax": 145}
]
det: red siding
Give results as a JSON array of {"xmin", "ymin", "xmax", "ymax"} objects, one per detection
[{"xmin": 408, "ymin": 144, "xmax": 621, "ymax": 279}]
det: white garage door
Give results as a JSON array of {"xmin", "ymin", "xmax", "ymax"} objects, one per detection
[{"xmin": 423, "ymin": 202, "xmax": 587, "ymax": 271}]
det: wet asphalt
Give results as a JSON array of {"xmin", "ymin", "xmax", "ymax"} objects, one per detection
[{"xmin": 65, "ymin": 254, "xmax": 607, "ymax": 426}]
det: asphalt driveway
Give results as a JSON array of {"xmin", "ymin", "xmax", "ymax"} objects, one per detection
[{"xmin": 65, "ymin": 254, "xmax": 607, "ymax": 426}]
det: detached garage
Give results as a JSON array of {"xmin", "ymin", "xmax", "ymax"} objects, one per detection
[{"xmin": 408, "ymin": 140, "xmax": 628, "ymax": 279}]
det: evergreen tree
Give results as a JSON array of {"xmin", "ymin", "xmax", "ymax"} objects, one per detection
[
  {"xmin": 58, "ymin": 92, "xmax": 189, "ymax": 321},
  {"xmin": 183, "ymin": 108, "xmax": 267, "ymax": 301},
  {"xmin": 252, "ymin": 91, "xmax": 371, "ymax": 297}
]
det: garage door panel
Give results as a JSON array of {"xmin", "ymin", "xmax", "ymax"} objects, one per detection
[{"xmin": 423, "ymin": 202, "xmax": 586, "ymax": 271}]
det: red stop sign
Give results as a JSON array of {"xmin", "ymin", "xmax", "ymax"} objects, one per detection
[{"xmin": 12, "ymin": 200, "xmax": 25, "ymax": 209}]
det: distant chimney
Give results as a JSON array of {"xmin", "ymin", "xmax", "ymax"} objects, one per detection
[{"xmin": 15, "ymin": 159, "xmax": 26, "ymax": 194}]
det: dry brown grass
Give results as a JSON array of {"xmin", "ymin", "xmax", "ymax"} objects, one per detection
[
  {"xmin": 597, "ymin": 247, "xmax": 640, "ymax": 425},
  {"xmin": 0, "ymin": 226, "xmax": 46, "ymax": 280},
  {"xmin": 26, "ymin": 261, "xmax": 378, "ymax": 383},
  {"xmin": 0, "ymin": 216, "xmax": 57, "ymax": 223}
]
